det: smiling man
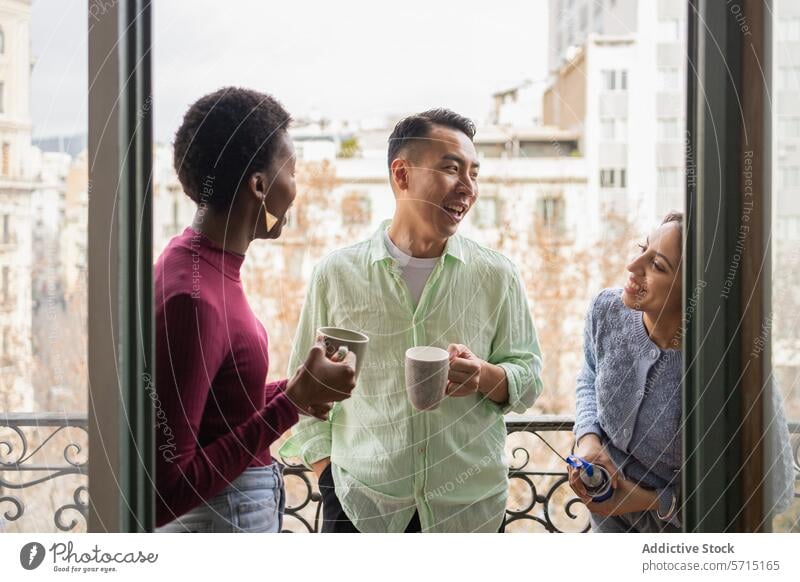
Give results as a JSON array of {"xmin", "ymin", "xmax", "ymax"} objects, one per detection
[{"xmin": 280, "ymin": 109, "xmax": 543, "ymax": 532}]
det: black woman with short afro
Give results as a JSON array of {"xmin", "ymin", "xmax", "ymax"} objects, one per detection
[{"xmin": 154, "ymin": 87, "xmax": 357, "ymax": 532}]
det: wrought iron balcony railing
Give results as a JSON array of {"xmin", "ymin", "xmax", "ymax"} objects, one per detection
[
  {"xmin": 0, "ymin": 413, "xmax": 88, "ymax": 532},
  {"xmin": 1, "ymin": 413, "xmax": 797, "ymax": 532}
]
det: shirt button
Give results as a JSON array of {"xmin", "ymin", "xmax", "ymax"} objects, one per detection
[
  {"xmin": 418, "ymin": 448, "xmax": 425, "ymax": 454},
  {"xmin": 650, "ymin": 349, "xmax": 659, "ymax": 359},
  {"xmin": 637, "ymin": 390, "xmax": 644, "ymax": 398},
  {"xmin": 623, "ymin": 428, "xmax": 630, "ymax": 437}
]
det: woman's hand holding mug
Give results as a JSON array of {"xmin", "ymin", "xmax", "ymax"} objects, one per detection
[{"xmin": 286, "ymin": 338, "xmax": 357, "ymax": 419}]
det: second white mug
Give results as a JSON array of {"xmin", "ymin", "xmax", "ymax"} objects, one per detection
[{"xmin": 405, "ymin": 346, "xmax": 449, "ymax": 411}]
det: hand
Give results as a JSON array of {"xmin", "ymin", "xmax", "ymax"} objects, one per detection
[
  {"xmin": 581, "ymin": 477, "xmax": 658, "ymax": 517},
  {"xmin": 567, "ymin": 434, "xmax": 619, "ymax": 501},
  {"xmin": 298, "ymin": 403, "xmax": 332, "ymax": 421},
  {"xmin": 285, "ymin": 338, "xmax": 357, "ymax": 417},
  {"xmin": 312, "ymin": 458, "xmax": 331, "ymax": 478},
  {"xmin": 445, "ymin": 344, "xmax": 482, "ymax": 397}
]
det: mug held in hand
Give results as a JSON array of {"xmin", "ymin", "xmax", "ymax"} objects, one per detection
[{"xmin": 405, "ymin": 346, "xmax": 450, "ymax": 411}]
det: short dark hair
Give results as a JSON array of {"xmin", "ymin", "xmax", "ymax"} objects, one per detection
[
  {"xmin": 173, "ymin": 87, "xmax": 291, "ymax": 210},
  {"xmin": 387, "ymin": 108, "xmax": 476, "ymax": 168}
]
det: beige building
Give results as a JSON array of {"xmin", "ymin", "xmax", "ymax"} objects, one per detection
[
  {"xmin": 0, "ymin": 0, "xmax": 34, "ymax": 410},
  {"xmin": 544, "ymin": 0, "xmax": 687, "ymax": 233},
  {"xmin": 60, "ymin": 150, "xmax": 87, "ymax": 298}
]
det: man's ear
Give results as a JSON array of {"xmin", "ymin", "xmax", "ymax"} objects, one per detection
[{"xmin": 390, "ymin": 158, "xmax": 410, "ymax": 192}]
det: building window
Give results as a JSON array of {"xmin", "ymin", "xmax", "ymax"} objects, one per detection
[
  {"xmin": 658, "ymin": 67, "xmax": 680, "ymax": 91},
  {"xmin": 1, "ymin": 214, "xmax": 9, "ymax": 244},
  {"xmin": 473, "ymin": 195, "xmax": 500, "ymax": 228},
  {"xmin": 658, "ymin": 117, "xmax": 680, "ymax": 141},
  {"xmin": 341, "ymin": 191, "xmax": 371, "ymax": 226},
  {"xmin": 600, "ymin": 167, "xmax": 627, "ymax": 188},
  {"xmin": 1, "ymin": 266, "xmax": 9, "ymax": 303},
  {"xmin": 600, "ymin": 119, "xmax": 614, "ymax": 141},
  {"xmin": 658, "ymin": 167, "xmax": 681, "ymax": 189},
  {"xmin": 602, "ymin": 70, "xmax": 627, "ymax": 92},
  {"xmin": 1, "ymin": 143, "xmax": 9, "ymax": 176},
  {"xmin": 778, "ymin": 18, "xmax": 800, "ymax": 41},
  {"xmin": 776, "ymin": 216, "xmax": 800, "ymax": 240},
  {"xmin": 781, "ymin": 166, "xmax": 800, "ymax": 188},
  {"xmin": 1, "ymin": 326, "xmax": 10, "ymax": 366},
  {"xmin": 658, "ymin": 18, "xmax": 681, "ymax": 42},
  {"xmin": 593, "ymin": 1, "xmax": 603, "ymax": 32},
  {"xmin": 600, "ymin": 117, "xmax": 627, "ymax": 141},
  {"xmin": 537, "ymin": 195, "xmax": 565, "ymax": 232},
  {"xmin": 779, "ymin": 116, "xmax": 800, "ymax": 139},
  {"xmin": 778, "ymin": 67, "xmax": 800, "ymax": 91},
  {"xmin": 602, "ymin": 70, "xmax": 615, "ymax": 91}
]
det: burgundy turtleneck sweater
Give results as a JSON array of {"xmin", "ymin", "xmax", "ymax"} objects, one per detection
[{"xmin": 154, "ymin": 227, "xmax": 299, "ymax": 527}]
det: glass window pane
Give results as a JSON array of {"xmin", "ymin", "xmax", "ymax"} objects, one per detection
[
  {"xmin": 770, "ymin": 0, "xmax": 800, "ymax": 532},
  {"xmin": 2, "ymin": 0, "xmax": 89, "ymax": 532}
]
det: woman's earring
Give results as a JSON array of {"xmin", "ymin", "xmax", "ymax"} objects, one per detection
[{"xmin": 262, "ymin": 199, "xmax": 279, "ymax": 232}]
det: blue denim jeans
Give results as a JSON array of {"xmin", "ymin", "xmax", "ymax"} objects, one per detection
[
  {"xmin": 590, "ymin": 509, "xmax": 680, "ymax": 533},
  {"xmin": 157, "ymin": 461, "xmax": 285, "ymax": 533}
]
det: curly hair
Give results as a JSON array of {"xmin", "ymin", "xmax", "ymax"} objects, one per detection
[
  {"xmin": 173, "ymin": 87, "xmax": 291, "ymax": 210},
  {"xmin": 387, "ymin": 108, "xmax": 476, "ymax": 168}
]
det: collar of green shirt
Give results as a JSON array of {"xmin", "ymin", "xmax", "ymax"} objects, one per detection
[{"xmin": 368, "ymin": 219, "xmax": 466, "ymax": 265}]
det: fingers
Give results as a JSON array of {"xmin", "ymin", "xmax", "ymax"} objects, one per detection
[
  {"xmin": 309, "ymin": 403, "xmax": 331, "ymax": 415},
  {"xmin": 323, "ymin": 344, "xmax": 356, "ymax": 372},
  {"xmin": 607, "ymin": 467, "xmax": 620, "ymax": 489},
  {"xmin": 308, "ymin": 404, "xmax": 331, "ymax": 420},
  {"xmin": 567, "ymin": 468, "xmax": 592, "ymax": 504},
  {"xmin": 325, "ymin": 378, "xmax": 355, "ymax": 401},
  {"xmin": 329, "ymin": 345, "xmax": 349, "ymax": 362},
  {"xmin": 297, "ymin": 403, "xmax": 331, "ymax": 421},
  {"xmin": 323, "ymin": 360, "xmax": 357, "ymax": 401},
  {"xmin": 447, "ymin": 343, "xmax": 466, "ymax": 360},
  {"xmin": 446, "ymin": 381, "xmax": 478, "ymax": 397},
  {"xmin": 341, "ymin": 350, "xmax": 357, "ymax": 370},
  {"xmin": 447, "ymin": 368, "xmax": 476, "ymax": 384},
  {"xmin": 448, "ymin": 357, "xmax": 478, "ymax": 373},
  {"xmin": 307, "ymin": 339, "xmax": 326, "ymax": 362},
  {"xmin": 325, "ymin": 390, "xmax": 351, "ymax": 403}
]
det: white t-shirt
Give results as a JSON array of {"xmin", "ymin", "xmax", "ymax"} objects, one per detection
[{"xmin": 383, "ymin": 229, "xmax": 440, "ymax": 306}]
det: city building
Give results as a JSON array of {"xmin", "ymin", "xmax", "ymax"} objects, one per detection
[
  {"xmin": 544, "ymin": 0, "xmax": 687, "ymax": 233},
  {"xmin": 30, "ymin": 149, "xmax": 70, "ymax": 308},
  {"xmin": 60, "ymin": 149, "xmax": 87, "ymax": 298},
  {"xmin": 775, "ymin": 0, "xmax": 800, "ymax": 242},
  {"xmin": 0, "ymin": 0, "xmax": 35, "ymax": 410}
]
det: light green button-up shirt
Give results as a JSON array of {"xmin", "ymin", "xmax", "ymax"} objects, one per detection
[{"xmin": 280, "ymin": 221, "xmax": 543, "ymax": 532}]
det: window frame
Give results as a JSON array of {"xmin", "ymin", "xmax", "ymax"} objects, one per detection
[{"xmin": 685, "ymin": 0, "xmax": 771, "ymax": 532}]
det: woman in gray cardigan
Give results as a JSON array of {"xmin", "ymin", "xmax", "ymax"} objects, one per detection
[
  {"xmin": 570, "ymin": 211, "xmax": 796, "ymax": 532},
  {"xmin": 569, "ymin": 211, "xmax": 684, "ymax": 532}
]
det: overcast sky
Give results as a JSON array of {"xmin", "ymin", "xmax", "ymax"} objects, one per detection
[{"xmin": 31, "ymin": 0, "xmax": 549, "ymax": 142}]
